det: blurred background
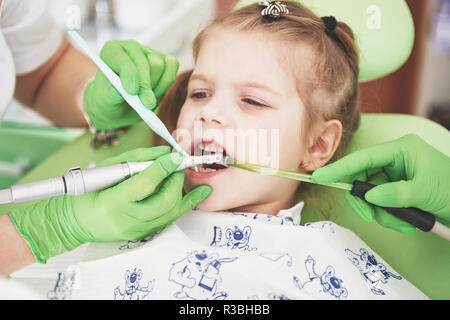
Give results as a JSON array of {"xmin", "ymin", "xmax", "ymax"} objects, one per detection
[{"xmin": 3, "ymin": 0, "xmax": 450, "ymax": 129}]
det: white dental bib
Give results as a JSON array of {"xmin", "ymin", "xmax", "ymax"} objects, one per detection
[{"xmin": 10, "ymin": 202, "xmax": 428, "ymax": 300}]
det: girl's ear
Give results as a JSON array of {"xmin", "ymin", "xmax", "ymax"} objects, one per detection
[{"xmin": 300, "ymin": 120, "xmax": 342, "ymax": 172}]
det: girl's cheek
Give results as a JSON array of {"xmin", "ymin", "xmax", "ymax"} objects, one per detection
[
  {"xmin": 175, "ymin": 105, "xmax": 195, "ymax": 144},
  {"xmin": 277, "ymin": 118, "xmax": 305, "ymax": 170},
  {"xmin": 176, "ymin": 105, "xmax": 189, "ymax": 130}
]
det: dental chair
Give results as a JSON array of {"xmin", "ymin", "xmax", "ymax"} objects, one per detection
[{"xmin": 0, "ymin": 0, "xmax": 448, "ymax": 299}]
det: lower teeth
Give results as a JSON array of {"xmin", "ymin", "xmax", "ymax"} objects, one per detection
[{"xmin": 199, "ymin": 167, "xmax": 217, "ymax": 173}]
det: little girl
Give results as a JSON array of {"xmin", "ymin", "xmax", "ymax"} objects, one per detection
[
  {"xmin": 157, "ymin": 1, "xmax": 360, "ymax": 216},
  {"xmin": 15, "ymin": 1, "xmax": 427, "ymax": 299}
]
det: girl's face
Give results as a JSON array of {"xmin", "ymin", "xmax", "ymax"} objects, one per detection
[{"xmin": 176, "ymin": 30, "xmax": 316, "ymax": 214}]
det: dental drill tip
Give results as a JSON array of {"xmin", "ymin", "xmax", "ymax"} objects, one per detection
[
  {"xmin": 221, "ymin": 156, "xmax": 235, "ymax": 167},
  {"xmin": 0, "ymin": 189, "xmax": 13, "ymax": 204}
]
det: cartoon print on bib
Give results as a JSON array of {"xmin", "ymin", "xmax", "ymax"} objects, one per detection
[
  {"xmin": 47, "ymin": 271, "xmax": 76, "ymax": 300},
  {"xmin": 345, "ymin": 248, "xmax": 402, "ymax": 295},
  {"xmin": 169, "ymin": 250, "xmax": 238, "ymax": 300},
  {"xmin": 293, "ymin": 255, "xmax": 348, "ymax": 299},
  {"xmin": 303, "ymin": 221, "xmax": 336, "ymax": 233},
  {"xmin": 210, "ymin": 225, "xmax": 256, "ymax": 251},
  {"xmin": 118, "ymin": 229, "xmax": 164, "ymax": 250},
  {"xmin": 113, "ymin": 268, "xmax": 154, "ymax": 300}
]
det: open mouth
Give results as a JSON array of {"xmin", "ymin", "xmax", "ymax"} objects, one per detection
[{"xmin": 191, "ymin": 141, "xmax": 229, "ymax": 173}]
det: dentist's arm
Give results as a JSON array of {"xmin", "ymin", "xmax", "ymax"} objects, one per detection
[
  {"xmin": 312, "ymin": 134, "xmax": 450, "ymax": 234},
  {"xmin": 14, "ymin": 36, "xmax": 96, "ymax": 127}
]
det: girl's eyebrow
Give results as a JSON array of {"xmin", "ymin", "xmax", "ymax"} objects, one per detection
[
  {"xmin": 190, "ymin": 74, "xmax": 281, "ymax": 97},
  {"xmin": 190, "ymin": 74, "xmax": 209, "ymax": 83},
  {"xmin": 238, "ymin": 81, "xmax": 281, "ymax": 97}
]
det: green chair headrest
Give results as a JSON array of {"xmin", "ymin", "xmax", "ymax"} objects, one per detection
[{"xmin": 234, "ymin": 0, "xmax": 415, "ymax": 81}]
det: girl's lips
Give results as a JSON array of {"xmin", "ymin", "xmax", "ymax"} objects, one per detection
[{"xmin": 185, "ymin": 167, "xmax": 230, "ymax": 180}]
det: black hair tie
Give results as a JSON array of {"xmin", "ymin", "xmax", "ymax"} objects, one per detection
[{"xmin": 321, "ymin": 16, "xmax": 337, "ymax": 35}]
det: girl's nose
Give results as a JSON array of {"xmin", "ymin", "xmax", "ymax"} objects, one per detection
[
  {"xmin": 196, "ymin": 100, "xmax": 229, "ymax": 127},
  {"xmin": 199, "ymin": 115, "xmax": 222, "ymax": 126}
]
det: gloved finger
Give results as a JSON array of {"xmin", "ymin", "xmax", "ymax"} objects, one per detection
[
  {"xmin": 140, "ymin": 185, "xmax": 212, "ymax": 232},
  {"xmin": 373, "ymin": 206, "xmax": 416, "ymax": 234},
  {"xmin": 146, "ymin": 51, "xmax": 165, "ymax": 90},
  {"xmin": 96, "ymin": 146, "xmax": 171, "ymax": 167},
  {"xmin": 345, "ymin": 191, "xmax": 375, "ymax": 223},
  {"xmin": 153, "ymin": 54, "xmax": 179, "ymax": 99},
  {"xmin": 365, "ymin": 172, "xmax": 415, "ymax": 234},
  {"xmin": 112, "ymin": 109, "xmax": 143, "ymax": 128},
  {"xmin": 365, "ymin": 180, "xmax": 421, "ymax": 209},
  {"xmin": 126, "ymin": 44, "xmax": 157, "ymax": 109},
  {"xmin": 179, "ymin": 185, "xmax": 212, "ymax": 214},
  {"xmin": 343, "ymin": 171, "xmax": 374, "ymax": 223},
  {"xmin": 113, "ymin": 152, "xmax": 183, "ymax": 202},
  {"xmin": 100, "ymin": 40, "xmax": 140, "ymax": 95},
  {"xmin": 133, "ymin": 205, "xmax": 183, "ymax": 240},
  {"xmin": 311, "ymin": 141, "xmax": 401, "ymax": 184},
  {"xmin": 89, "ymin": 71, "xmax": 124, "ymax": 106},
  {"xmin": 132, "ymin": 171, "xmax": 184, "ymax": 221}
]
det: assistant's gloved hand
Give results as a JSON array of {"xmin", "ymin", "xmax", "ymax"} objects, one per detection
[
  {"xmin": 84, "ymin": 40, "xmax": 179, "ymax": 131},
  {"xmin": 312, "ymin": 134, "xmax": 450, "ymax": 234},
  {"xmin": 9, "ymin": 146, "xmax": 211, "ymax": 263}
]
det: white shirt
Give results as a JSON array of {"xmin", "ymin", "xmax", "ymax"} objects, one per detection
[
  {"xmin": 0, "ymin": 0, "xmax": 62, "ymax": 120},
  {"xmin": 8, "ymin": 202, "xmax": 428, "ymax": 300}
]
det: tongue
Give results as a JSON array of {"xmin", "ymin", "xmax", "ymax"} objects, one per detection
[{"xmin": 205, "ymin": 163, "xmax": 226, "ymax": 170}]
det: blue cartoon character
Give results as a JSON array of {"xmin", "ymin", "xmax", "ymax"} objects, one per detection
[
  {"xmin": 293, "ymin": 256, "xmax": 348, "ymax": 299},
  {"xmin": 119, "ymin": 229, "xmax": 165, "ymax": 250},
  {"xmin": 267, "ymin": 292, "xmax": 291, "ymax": 300},
  {"xmin": 304, "ymin": 222, "xmax": 336, "ymax": 233},
  {"xmin": 169, "ymin": 250, "xmax": 238, "ymax": 300},
  {"xmin": 345, "ymin": 248, "xmax": 402, "ymax": 295},
  {"xmin": 119, "ymin": 239, "xmax": 150, "ymax": 251},
  {"xmin": 210, "ymin": 225, "xmax": 256, "ymax": 251},
  {"xmin": 259, "ymin": 252, "xmax": 293, "ymax": 267},
  {"xmin": 249, "ymin": 293, "xmax": 291, "ymax": 300},
  {"xmin": 47, "ymin": 271, "xmax": 76, "ymax": 300},
  {"xmin": 114, "ymin": 268, "xmax": 154, "ymax": 300}
]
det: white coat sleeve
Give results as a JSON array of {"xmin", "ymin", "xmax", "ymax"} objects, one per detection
[{"xmin": 0, "ymin": 0, "xmax": 62, "ymax": 75}]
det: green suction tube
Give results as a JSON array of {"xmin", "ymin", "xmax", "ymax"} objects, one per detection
[{"xmin": 229, "ymin": 162, "xmax": 353, "ymax": 191}]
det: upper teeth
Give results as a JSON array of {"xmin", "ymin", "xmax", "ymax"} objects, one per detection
[{"xmin": 200, "ymin": 143, "xmax": 223, "ymax": 154}]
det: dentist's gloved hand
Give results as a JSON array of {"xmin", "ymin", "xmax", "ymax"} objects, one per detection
[
  {"xmin": 84, "ymin": 40, "xmax": 179, "ymax": 130},
  {"xmin": 312, "ymin": 134, "xmax": 450, "ymax": 234},
  {"xmin": 8, "ymin": 146, "xmax": 211, "ymax": 263}
]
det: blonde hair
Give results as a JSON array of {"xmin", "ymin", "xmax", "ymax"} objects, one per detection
[{"xmin": 157, "ymin": 1, "xmax": 360, "ymax": 159}]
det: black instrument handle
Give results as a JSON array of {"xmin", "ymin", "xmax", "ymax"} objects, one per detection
[{"xmin": 351, "ymin": 180, "xmax": 436, "ymax": 232}]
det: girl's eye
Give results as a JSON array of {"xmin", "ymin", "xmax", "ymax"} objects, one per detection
[
  {"xmin": 243, "ymin": 98, "xmax": 264, "ymax": 107},
  {"xmin": 191, "ymin": 92, "xmax": 210, "ymax": 99}
]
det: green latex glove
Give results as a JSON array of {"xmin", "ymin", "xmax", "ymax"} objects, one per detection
[
  {"xmin": 8, "ymin": 146, "xmax": 212, "ymax": 263},
  {"xmin": 84, "ymin": 40, "xmax": 179, "ymax": 130},
  {"xmin": 312, "ymin": 134, "xmax": 450, "ymax": 233}
]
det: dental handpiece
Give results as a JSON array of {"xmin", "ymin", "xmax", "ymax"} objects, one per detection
[{"xmin": 0, "ymin": 154, "xmax": 223, "ymax": 205}]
